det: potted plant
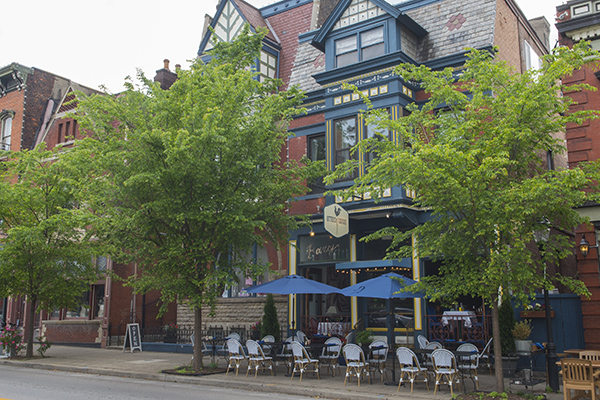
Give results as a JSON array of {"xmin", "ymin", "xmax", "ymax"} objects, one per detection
[
  {"xmin": 261, "ymin": 293, "xmax": 281, "ymax": 342},
  {"xmin": 513, "ymin": 319, "xmax": 532, "ymax": 355},
  {"xmin": 355, "ymin": 329, "xmax": 374, "ymax": 354}
]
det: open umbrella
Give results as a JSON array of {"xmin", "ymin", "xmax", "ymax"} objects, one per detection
[
  {"xmin": 340, "ymin": 272, "xmax": 424, "ymax": 384},
  {"xmin": 246, "ymin": 274, "xmax": 342, "ymax": 336}
]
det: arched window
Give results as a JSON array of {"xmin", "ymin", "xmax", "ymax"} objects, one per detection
[{"xmin": 0, "ymin": 110, "xmax": 14, "ymax": 151}]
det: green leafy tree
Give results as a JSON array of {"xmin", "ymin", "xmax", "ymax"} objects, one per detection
[
  {"xmin": 0, "ymin": 145, "xmax": 100, "ymax": 357},
  {"xmin": 261, "ymin": 293, "xmax": 280, "ymax": 341},
  {"xmin": 66, "ymin": 27, "xmax": 320, "ymax": 371},
  {"xmin": 328, "ymin": 42, "xmax": 600, "ymax": 390}
]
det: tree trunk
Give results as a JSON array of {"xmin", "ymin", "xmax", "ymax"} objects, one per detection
[
  {"xmin": 193, "ymin": 306, "xmax": 203, "ymax": 371},
  {"xmin": 491, "ymin": 300, "xmax": 504, "ymax": 391},
  {"xmin": 25, "ymin": 298, "xmax": 36, "ymax": 358}
]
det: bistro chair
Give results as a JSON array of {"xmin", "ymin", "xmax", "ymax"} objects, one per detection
[
  {"xmin": 479, "ymin": 337, "xmax": 493, "ymax": 373},
  {"xmin": 431, "ymin": 348, "xmax": 461, "ymax": 395},
  {"xmin": 560, "ymin": 358, "xmax": 600, "ymax": 400},
  {"xmin": 291, "ymin": 341, "xmax": 320, "ymax": 382},
  {"xmin": 225, "ymin": 338, "xmax": 247, "ymax": 376},
  {"xmin": 396, "ymin": 347, "xmax": 429, "ymax": 393},
  {"xmin": 417, "ymin": 334, "xmax": 429, "ymax": 349},
  {"xmin": 456, "ymin": 342, "xmax": 480, "ymax": 389},
  {"xmin": 344, "ymin": 331, "xmax": 354, "ymax": 344},
  {"xmin": 246, "ymin": 339, "xmax": 274, "ymax": 378},
  {"xmin": 277, "ymin": 337, "xmax": 294, "ymax": 374},
  {"xmin": 226, "ymin": 332, "xmax": 241, "ymax": 341},
  {"xmin": 580, "ymin": 350, "xmax": 600, "ymax": 362},
  {"xmin": 319, "ymin": 336, "xmax": 342, "ymax": 377},
  {"xmin": 260, "ymin": 334, "xmax": 275, "ymax": 356},
  {"xmin": 296, "ymin": 330, "xmax": 307, "ymax": 345},
  {"xmin": 343, "ymin": 343, "xmax": 370, "ymax": 386},
  {"xmin": 423, "ymin": 341, "xmax": 443, "ymax": 369},
  {"xmin": 368, "ymin": 339, "xmax": 389, "ymax": 382}
]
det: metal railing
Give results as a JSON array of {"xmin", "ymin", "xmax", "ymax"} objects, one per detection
[{"xmin": 425, "ymin": 313, "xmax": 492, "ymax": 349}]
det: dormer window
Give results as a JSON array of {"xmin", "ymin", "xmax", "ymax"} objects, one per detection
[{"xmin": 335, "ymin": 26, "xmax": 384, "ymax": 68}]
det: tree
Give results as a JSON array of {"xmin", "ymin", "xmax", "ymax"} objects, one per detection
[
  {"xmin": 328, "ymin": 42, "xmax": 600, "ymax": 390},
  {"xmin": 66, "ymin": 27, "xmax": 320, "ymax": 371},
  {"xmin": 0, "ymin": 145, "xmax": 101, "ymax": 357},
  {"xmin": 261, "ymin": 293, "xmax": 280, "ymax": 342}
]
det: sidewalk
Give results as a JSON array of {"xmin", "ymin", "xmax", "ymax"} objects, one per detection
[{"xmin": 0, "ymin": 345, "xmax": 562, "ymax": 400}]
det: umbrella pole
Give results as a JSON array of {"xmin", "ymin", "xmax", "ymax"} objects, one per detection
[{"xmin": 384, "ymin": 298, "xmax": 397, "ymax": 385}]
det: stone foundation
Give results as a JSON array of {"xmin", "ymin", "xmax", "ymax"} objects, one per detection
[
  {"xmin": 177, "ymin": 296, "xmax": 288, "ymax": 331},
  {"xmin": 41, "ymin": 319, "xmax": 102, "ymax": 344}
]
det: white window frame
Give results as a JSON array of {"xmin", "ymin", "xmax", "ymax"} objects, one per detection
[{"xmin": 0, "ymin": 112, "xmax": 13, "ymax": 151}]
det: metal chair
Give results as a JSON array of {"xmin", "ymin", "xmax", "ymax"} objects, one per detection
[
  {"xmin": 431, "ymin": 348, "xmax": 461, "ymax": 395},
  {"xmin": 423, "ymin": 341, "xmax": 443, "ymax": 369},
  {"xmin": 246, "ymin": 339, "xmax": 274, "ymax": 377},
  {"xmin": 343, "ymin": 343, "xmax": 370, "ymax": 386},
  {"xmin": 396, "ymin": 347, "xmax": 429, "ymax": 393},
  {"xmin": 319, "ymin": 336, "xmax": 342, "ymax": 377},
  {"xmin": 456, "ymin": 342, "xmax": 480, "ymax": 389},
  {"xmin": 225, "ymin": 338, "xmax": 247, "ymax": 376},
  {"xmin": 368, "ymin": 339, "xmax": 388, "ymax": 382},
  {"xmin": 560, "ymin": 358, "xmax": 600, "ymax": 400},
  {"xmin": 291, "ymin": 341, "xmax": 320, "ymax": 382},
  {"xmin": 478, "ymin": 337, "xmax": 493, "ymax": 373},
  {"xmin": 260, "ymin": 334, "xmax": 275, "ymax": 356},
  {"xmin": 296, "ymin": 330, "xmax": 307, "ymax": 345}
]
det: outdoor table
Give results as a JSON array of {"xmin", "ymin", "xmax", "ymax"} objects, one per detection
[
  {"xmin": 442, "ymin": 311, "xmax": 476, "ymax": 341},
  {"xmin": 205, "ymin": 337, "xmax": 225, "ymax": 364},
  {"xmin": 563, "ymin": 349, "xmax": 586, "ymax": 358},
  {"xmin": 317, "ymin": 322, "xmax": 350, "ymax": 336}
]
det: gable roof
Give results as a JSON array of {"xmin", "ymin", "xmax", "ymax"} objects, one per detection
[
  {"xmin": 311, "ymin": 0, "xmax": 427, "ymax": 51},
  {"xmin": 197, "ymin": 0, "xmax": 278, "ymax": 56}
]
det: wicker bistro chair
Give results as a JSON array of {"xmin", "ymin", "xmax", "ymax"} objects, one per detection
[
  {"xmin": 396, "ymin": 347, "xmax": 430, "ymax": 393},
  {"xmin": 246, "ymin": 339, "xmax": 274, "ymax": 377},
  {"xmin": 456, "ymin": 343, "xmax": 480, "ymax": 390},
  {"xmin": 343, "ymin": 343, "xmax": 371, "ymax": 387},
  {"xmin": 276, "ymin": 337, "xmax": 294, "ymax": 374},
  {"xmin": 368, "ymin": 339, "xmax": 389, "ymax": 382},
  {"xmin": 290, "ymin": 341, "xmax": 320, "ymax": 382},
  {"xmin": 431, "ymin": 348, "xmax": 461, "ymax": 395},
  {"xmin": 423, "ymin": 341, "xmax": 444, "ymax": 369},
  {"xmin": 560, "ymin": 358, "xmax": 600, "ymax": 400},
  {"xmin": 260, "ymin": 335, "xmax": 275, "ymax": 356},
  {"xmin": 225, "ymin": 339, "xmax": 247, "ymax": 376},
  {"xmin": 319, "ymin": 336, "xmax": 343, "ymax": 377},
  {"xmin": 417, "ymin": 334, "xmax": 429, "ymax": 349},
  {"xmin": 296, "ymin": 330, "xmax": 307, "ymax": 345}
]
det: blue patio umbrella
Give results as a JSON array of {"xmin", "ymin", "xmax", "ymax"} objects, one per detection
[
  {"xmin": 340, "ymin": 272, "xmax": 424, "ymax": 384},
  {"xmin": 246, "ymin": 274, "xmax": 342, "ymax": 336}
]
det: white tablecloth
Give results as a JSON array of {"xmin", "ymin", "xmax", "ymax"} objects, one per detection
[{"xmin": 441, "ymin": 311, "xmax": 476, "ymax": 327}]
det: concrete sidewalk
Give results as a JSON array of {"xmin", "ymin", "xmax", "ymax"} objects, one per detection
[{"xmin": 0, "ymin": 345, "xmax": 562, "ymax": 400}]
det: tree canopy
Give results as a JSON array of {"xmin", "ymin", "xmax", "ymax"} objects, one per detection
[
  {"xmin": 66, "ymin": 27, "xmax": 320, "ymax": 369},
  {"xmin": 328, "ymin": 42, "xmax": 600, "ymax": 390},
  {"xmin": 0, "ymin": 145, "xmax": 101, "ymax": 357}
]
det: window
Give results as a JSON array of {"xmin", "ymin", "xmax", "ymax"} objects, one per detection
[
  {"xmin": 259, "ymin": 50, "xmax": 277, "ymax": 82},
  {"xmin": 572, "ymin": 3, "xmax": 591, "ymax": 16},
  {"xmin": 66, "ymin": 291, "xmax": 90, "ymax": 318},
  {"xmin": 72, "ymin": 120, "xmax": 78, "ymax": 139},
  {"xmin": 335, "ymin": 26, "xmax": 384, "ymax": 68},
  {"xmin": 524, "ymin": 40, "xmax": 541, "ymax": 71},
  {"xmin": 334, "ymin": 116, "xmax": 358, "ymax": 179},
  {"xmin": 308, "ymin": 134, "xmax": 326, "ymax": 193},
  {"xmin": 92, "ymin": 285, "xmax": 105, "ymax": 319},
  {"xmin": 1, "ymin": 114, "xmax": 12, "ymax": 151},
  {"xmin": 58, "ymin": 123, "xmax": 64, "ymax": 143},
  {"xmin": 364, "ymin": 109, "xmax": 391, "ymax": 166},
  {"xmin": 65, "ymin": 121, "xmax": 71, "ymax": 142}
]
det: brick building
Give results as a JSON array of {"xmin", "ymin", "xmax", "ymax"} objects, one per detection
[
  {"xmin": 0, "ymin": 63, "xmax": 175, "ymax": 346},
  {"xmin": 556, "ymin": 0, "xmax": 600, "ymax": 350},
  {"xmin": 196, "ymin": 0, "xmax": 582, "ymax": 347}
]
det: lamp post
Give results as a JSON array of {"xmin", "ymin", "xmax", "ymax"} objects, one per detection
[{"xmin": 533, "ymin": 227, "xmax": 559, "ymax": 392}]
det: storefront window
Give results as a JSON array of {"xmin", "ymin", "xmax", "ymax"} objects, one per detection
[{"xmin": 66, "ymin": 291, "xmax": 90, "ymax": 318}]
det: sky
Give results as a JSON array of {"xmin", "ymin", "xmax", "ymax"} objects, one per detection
[{"xmin": 1, "ymin": 0, "xmax": 566, "ymax": 93}]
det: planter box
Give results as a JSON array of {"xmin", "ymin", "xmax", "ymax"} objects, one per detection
[{"xmin": 520, "ymin": 310, "xmax": 554, "ymax": 318}]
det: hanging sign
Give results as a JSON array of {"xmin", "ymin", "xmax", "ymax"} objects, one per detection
[
  {"xmin": 122, "ymin": 323, "xmax": 142, "ymax": 353},
  {"xmin": 323, "ymin": 204, "xmax": 349, "ymax": 238}
]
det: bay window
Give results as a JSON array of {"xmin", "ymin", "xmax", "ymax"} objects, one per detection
[{"xmin": 335, "ymin": 26, "xmax": 385, "ymax": 68}]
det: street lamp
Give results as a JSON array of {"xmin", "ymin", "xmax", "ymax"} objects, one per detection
[{"xmin": 533, "ymin": 226, "xmax": 559, "ymax": 392}]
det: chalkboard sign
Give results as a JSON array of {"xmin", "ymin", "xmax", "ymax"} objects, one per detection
[{"xmin": 123, "ymin": 323, "xmax": 142, "ymax": 353}]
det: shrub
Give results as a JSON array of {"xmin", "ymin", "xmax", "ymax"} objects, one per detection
[
  {"xmin": 499, "ymin": 298, "xmax": 515, "ymax": 355},
  {"xmin": 512, "ymin": 320, "xmax": 532, "ymax": 341},
  {"xmin": 0, "ymin": 326, "xmax": 25, "ymax": 357},
  {"xmin": 261, "ymin": 293, "xmax": 280, "ymax": 341}
]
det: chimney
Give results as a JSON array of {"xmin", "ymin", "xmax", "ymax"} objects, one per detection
[
  {"xmin": 529, "ymin": 16, "xmax": 551, "ymax": 52},
  {"xmin": 153, "ymin": 58, "xmax": 178, "ymax": 90}
]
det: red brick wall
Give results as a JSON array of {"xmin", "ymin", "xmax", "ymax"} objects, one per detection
[
  {"xmin": 266, "ymin": 3, "xmax": 313, "ymax": 90},
  {"xmin": 42, "ymin": 320, "xmax": 102, "ymax": 344},
  {"xmin": 23, "ymin": 69, "xmax": 56, "ymax": 150}
]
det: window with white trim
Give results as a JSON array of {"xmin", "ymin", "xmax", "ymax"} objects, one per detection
[
  {"xmin": 524, "ymin": 40, "xmax": 541, "ymax": 71},
  {"xmin": 334, "ymin": 116, "xmax": 358, "ymax": 179},
  {"xmin": 0, "ymin": 113, "xmax": 13, "ymax": 151},
  {"xmin": 259, "ymin": 50, "xmax": 277, "ymax": 82}
]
